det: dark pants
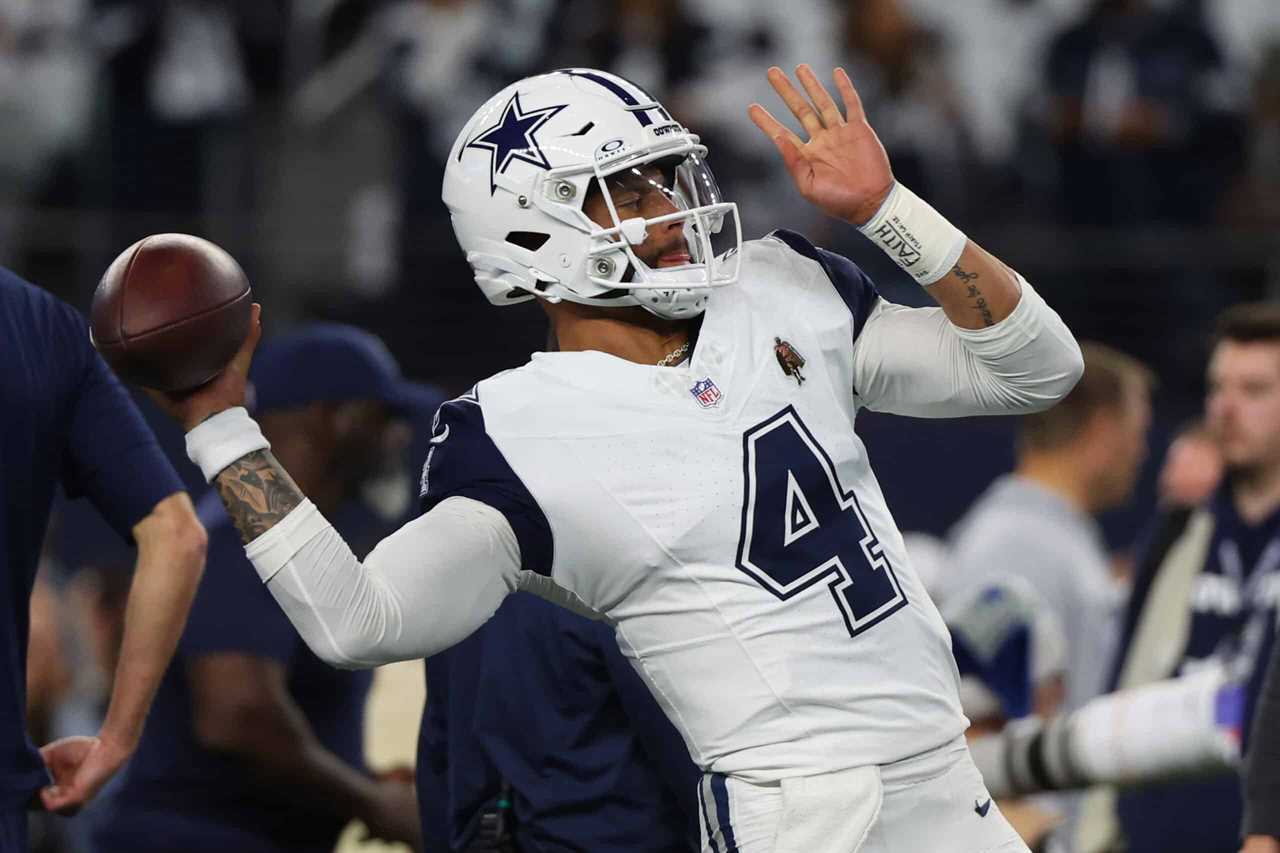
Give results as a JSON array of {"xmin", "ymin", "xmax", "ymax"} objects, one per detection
[{"xmin": 0, "ymin": 810, "xmax": 26, "ymax": 853}]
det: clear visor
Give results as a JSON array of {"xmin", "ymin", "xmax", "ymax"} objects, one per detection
[{"xmin": 585, "ymin": 151, "xmax": 741, "ymax": 290}]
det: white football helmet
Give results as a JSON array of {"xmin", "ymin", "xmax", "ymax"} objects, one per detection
[{"xmin": 442, "ymin": 68, "xmax": 741, "ymax": 320}]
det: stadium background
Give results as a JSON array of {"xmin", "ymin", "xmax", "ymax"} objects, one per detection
[{"xmin": 1, "ymin": 0, "xmax": 1278, "ymax": 851}]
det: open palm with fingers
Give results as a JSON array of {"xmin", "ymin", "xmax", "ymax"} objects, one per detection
[{"xmin": 748, "ymin": 64, "xmax": 895, "ymax": 226}]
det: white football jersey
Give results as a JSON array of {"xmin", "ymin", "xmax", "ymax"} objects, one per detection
[{"xmin": 421, "ymin": 230, "xmax": 972, "ymax": 782}]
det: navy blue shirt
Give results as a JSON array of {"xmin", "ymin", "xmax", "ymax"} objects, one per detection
[
  {"xmin": 1117, "ymin": 485, "xmax": 1280, "ymax": 853},
  {"xmin": 0, "ymin": 267, "xmax": 183, "ymax": 807},
  {"xmin": 98, "ymin": 492, "xmax": 373, "ymax": 853},
  {"xmin": 419, "ymin": 592, "xmax": 699, "ymax": 853}
]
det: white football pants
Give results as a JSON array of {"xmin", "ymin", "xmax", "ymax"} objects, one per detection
[{"xmin": 697, "ymin": 738, "xmax": 1030, "ymax": 853}]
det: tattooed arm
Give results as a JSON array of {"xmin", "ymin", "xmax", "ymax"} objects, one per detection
[
  {"xmin": 214, "ymin": 450, "xmax": 304, "ymax": 544},
  {"xmin": 149, "ymin": 308, "xmax": 520, "ymax": 670},
  {"xmin": 850, "ymin": 254, "xmax": 1082, "ymax": 418},
  {"xmin": 924, "ymin": 241, "xmax": 1021, "ymax": 330}
]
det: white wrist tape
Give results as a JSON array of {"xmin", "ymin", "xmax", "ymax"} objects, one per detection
[
  {"xmin": 185, "ymin": 406, "xmax": 271, "ymax": 483},
  {"xmin": 858, "ymin": 182, "xmax": 967, "ymax": 286}
]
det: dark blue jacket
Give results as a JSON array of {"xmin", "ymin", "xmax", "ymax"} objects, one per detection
[{"xmin": 419, "ymin": 592, "xmax": 700, "ymax": 852}]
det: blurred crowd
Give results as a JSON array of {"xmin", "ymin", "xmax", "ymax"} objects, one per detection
[
  {"xmin": 0, "ymin": 0, "xmax": 1278, "ymax": 395},
  {"xmin": 5, "ymin": 1, "xmax": 1280, "ymax": 852}
]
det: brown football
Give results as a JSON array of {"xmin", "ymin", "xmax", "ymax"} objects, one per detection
[{"xmin": 90, "ymin": 234, "xmax": 253, "ymax": 391}]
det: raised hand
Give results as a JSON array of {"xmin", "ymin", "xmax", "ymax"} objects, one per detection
[{"xmin": 748, "ymin": 65, "xmax": 895, "ymax": 226}]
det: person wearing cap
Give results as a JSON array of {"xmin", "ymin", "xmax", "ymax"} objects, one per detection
[{"xmin": 93, "ymin": 324, "xmax": 442, "ymax": 853}]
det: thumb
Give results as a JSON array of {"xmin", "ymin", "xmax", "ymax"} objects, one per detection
[
  {"xmin": 40, "ymin": 780, "xmax": 86, "ymax": 815},
  {"xmin": 40, "ymin": 768, "xmax": 90, "ymax": 814}
]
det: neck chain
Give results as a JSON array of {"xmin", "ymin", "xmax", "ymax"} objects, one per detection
[{"xmin": 656, "ymin": 341, "xmax": 690, "ymax": 367}]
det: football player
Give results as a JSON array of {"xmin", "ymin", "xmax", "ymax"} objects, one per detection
[{"xmin": 154, "ymin": 65, "xmax": 1083, "ymax": 852}]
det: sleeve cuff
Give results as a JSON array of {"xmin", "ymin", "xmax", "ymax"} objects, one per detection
[{"xmin": 244, "ymin": 500, "xmax": 332, "ymax": 583}]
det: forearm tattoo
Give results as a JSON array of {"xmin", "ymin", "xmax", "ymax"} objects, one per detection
[
  {"xmin": 952, "ymin": 264, "xmax": 995, "ymax": 327},
  {"xmin": 214, "ymin": 450, "xmax": 305, "ymax": 543}
]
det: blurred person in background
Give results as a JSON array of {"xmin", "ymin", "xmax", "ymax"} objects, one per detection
[
  {"xmin": 0, "ymin": 265, "xmax": 207, "ymax": 850},
  {"xmin": 950, "ymin": 342, "xmax": 1151, "ymax": 716},
  {"xmin": 288, "ymin": 0, "xmax": 554, "ymax": 389},
  {"xmin": 93, "ymin": 0, "xmax": 288, "ymax": 275},
  {"xmin": 839, "ymin": 0, "xmax": 972, "ymax": 215},
  {"xmin": 0, "ymin": 0, "xmax": 97, "ymax": 292},
  {"xmin": 421, "ymin": 592, "xmax": 700, "ymax": 852},
  {"xmin": 1101, "ymin": 304, "xmax": 1280, "ymax": 853},
  {"xmin": 1043, "ymin": 0, "xmax": 1241, "ymax": 227},
  {"xmin": 948, "ymin": 343, "xmax": 1151, "ymax": 851},
  {"xmin": 1242, "ymin": 643, "xmax": 1280, "ymax": 853},
  {"xmin": 1204, "ymin": 0, "xmax": 1280, "ymax": 83},
  {"xmin": 1119, "ymin": 419, "xmax": 1226, "ymax": 623},
  {"xmin": 900, "ymin": 0, "xmax": 1087, "ymax": 171},
  {"xmin": 541, "ymin": 0, "xmax": 709, "ymax": 103},
  {"xmin": 671, "ymin": 0, "xmax": 838, "ymax": 239},
  {"xmin": 1221, "ymin": 42, "xmax": 1280, "ymax": 229},
  {"xmin": 93, "ymin": 325, "xmax": 435, "ymax": 853},
  {"xmin": 1158, "ymin": 420, "xmax": 1225, "ymax": 511}
]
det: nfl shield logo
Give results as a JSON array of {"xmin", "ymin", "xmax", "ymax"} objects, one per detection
[{"xmin": 690, "ymin": 377, "xmax": 722, "ymax": 408}]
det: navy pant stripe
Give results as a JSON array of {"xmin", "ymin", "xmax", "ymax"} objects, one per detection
[{"xmin": 710, "ymin": 774, "xmax": 739, "ymax": 852}]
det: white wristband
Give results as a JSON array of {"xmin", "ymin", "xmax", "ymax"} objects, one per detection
[
  {"xmin": 185, "ymin": 406, "xmax": 271, "ymax": 483},
  {"xmin": 858, "ymin": 182, "xmax": 967, "ymax": 286}
]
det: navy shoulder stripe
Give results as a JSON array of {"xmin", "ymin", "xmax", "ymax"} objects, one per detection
[
  {"xmin": 419, "ymin": 392, "xmax": 553, "ymax": 576},
  {"xmin": 770, "ymin": 229, "xmax": 879, "ymax": 342}
]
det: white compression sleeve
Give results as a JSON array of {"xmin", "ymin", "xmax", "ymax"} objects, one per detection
[
  {"xmin": 244, "ymin": 496, "xmax": 522, "ymax": 668},
  {"xmin": 850, "ymin": 277, "xmax": 1083, "ymax": 418}
]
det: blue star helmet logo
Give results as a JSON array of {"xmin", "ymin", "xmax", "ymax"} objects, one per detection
[{"xmin": 462, "ymin": 92, "xmax": 567, "ymax": 195}]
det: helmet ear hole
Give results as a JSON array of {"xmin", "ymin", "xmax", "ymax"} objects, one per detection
[{"xmin": 505, "ymin": 231, "xmax": 551, "ymax": 251}]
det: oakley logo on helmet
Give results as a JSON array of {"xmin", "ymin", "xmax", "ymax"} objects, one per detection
[
  {"xmin": 462, "ymin": 92, "xmax": 567, "ymax": 195},
  {"xmin": 595, "ymin": 138, "xmax": 629, "ymax": 162}
]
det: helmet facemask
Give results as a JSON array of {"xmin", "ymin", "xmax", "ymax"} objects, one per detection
[{"xmin": 535, "ymin": 137, "xmax": 742, "ymax": 319}]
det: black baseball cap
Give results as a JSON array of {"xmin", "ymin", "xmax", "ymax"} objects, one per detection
[{"xmin": 248, "ymin": 324, "xmax": 441, "ymax": 416}]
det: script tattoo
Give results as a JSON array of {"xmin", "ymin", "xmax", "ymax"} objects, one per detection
[
  {"xmin": 952, "ymin": 264, "xmax": 995, "ymax": 327},
  {"xmin": 214, "ymin": 450, "xmax": 305, "ymax": 543}
]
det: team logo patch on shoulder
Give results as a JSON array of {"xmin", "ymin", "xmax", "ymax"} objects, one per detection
[
  {"xmin": 690, "ymin": 377, "xmax": 723, "ymax": 408},
  {"xmin": 774, "ymin": 337, "xmax": 806, "ymax": 386}
]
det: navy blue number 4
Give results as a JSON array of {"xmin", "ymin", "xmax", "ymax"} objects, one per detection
[{"xmin": 735, "ymin": 406, "xmax": 907, "ymax": 637}]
